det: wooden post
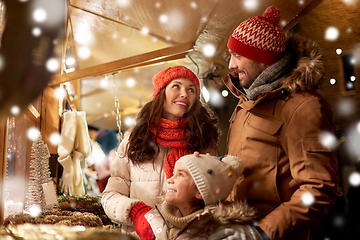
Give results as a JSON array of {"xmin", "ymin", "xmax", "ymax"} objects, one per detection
[{"xmin": 0, "ymin": 118, "xmax": 8, "ymax": 224}]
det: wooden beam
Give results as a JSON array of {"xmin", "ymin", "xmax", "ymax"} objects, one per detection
[
  {"xmin": 48, "ymin": 43, "xmax": 193, "ymax": 86},
  {"xmin": 23, "ymin": 104, "xmax": 41, "ymax": 123},
  {"xmin": 283, "ymin": 0, "xmax": 324, "ymax": 32},
  {"xmin": 0, "ymin": 118, "xmax": 8, "ymax": 224}
]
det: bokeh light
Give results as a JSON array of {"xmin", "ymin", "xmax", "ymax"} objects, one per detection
[
  {"xmin": 141, "ymin": 27, "xmax": 150, "ymax": 35},
  {"xmin": 221, "ymin": 90, "xmax": 229, "ymax": 97},
  {"xmin": 100, "ymin": 78, "xmax": 109, "ymax": 88},
  {"xmin": 202, "ymin": 43, "xmax": 216, "ymax": 58},
  {"xmin": 78, "ymin": 47, "xmax": 91, "ymax": 59},
  {"xmin": 298, "ymin": 0, "xmax": 305, "ymax": 5},
  {"xmin": 74, "ymin": 23, "xmax": 93, "ymax": 45},
  {"xmin": 349, "ymin": 172, "xmax": 360, "ymax": 186},
  {"xmin": 333, "ymin": 215, "xmax": 346, "ymax": 228},
  {"xmin": 159, "ymin": 14, "xmax": 168, "ymax": 23},
  {"xmin": 125, "ymin": 78, "xmax": 136, "ymax": 88},
  {"xmin": 33, "ymin": 8, "xmax": 47, "ymax": 23},
  {"xmin": 336, "ymin": 98, "xmax": 355, "ymax": 117},
  {"xmin": 46, "ymin": 58, "xmax": 60, "ymax": 72},
  {"xmin": 124, "ymin": 116, "xmax": 135, "ymax": 127},
  {"xmin": 49, "ymin": 132, "xmax": 61, "ymax": 146},
  {"xmin": 155, "ymin": 2, "xmax": 161, "ymax": 8},
  {"xmin": 10, "ymin": 105, "xmax": 20, "ymax": 115},
  {"xmin": 30, "ymin": 0, "xmax": 65, "ymax": 28},
  {"xmin": 350, "ymin": 76, "xmax": 356, "ymax": 81},
  {"xmin": 301, "ymin": 192, "xmax": 314, "ymax": 206},
  {"xmin": 243, "ymin": 0, "xmax": 259, "ymax": 11},
  {"xmin": 336, "ymin": 49, "xmax": 342, "ymax": 55},
  {"xmin": 325, "ymin": 26, "xmax": 339, "ymax": 41},
  {"xmin": 54, "ymin": 87, "xmax": 66, "ymax": 100},
  {"xmin": 319, "ymin": 131, "xmax": 337, "ymax": 150},
  {"xmin": 32, "ymin": 27, "xmax": 41, "ymax": 37},
  {"xmin": 342, "ymin": 0, "xmax": 359, "ymax": 6},
  {"xmin": 27, "ymin": 127, "xmax": 40, "ymax": 141},
  {"xmin": 116, "ymin": 0, "xmax": 131, "ymax": 7},
  {"xmin": 65, "ymin": 57, "xmax": 75, "ymax": 66},
  {"xmin": 190, "ymin": 2, "xmax": 197, "ymax": 9},
  {"xmin": 330, "ymin": 78, "xmax": 336, "ymax": 85},
  {"xmin": 210, "ymin": 90, "xmax": 225, "ymax": 108},
  {"xmin": 28, "ymin": 204, "xmax": 41, "ymax": 218}
]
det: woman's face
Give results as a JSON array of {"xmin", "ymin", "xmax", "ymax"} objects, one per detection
[
  {"xmin": 163, "ymin": 78, "xmax": 197, "ymax": 121},
  {"xmin": 166, "ymin": 162, "xmax": 201, "ymax": 215}
]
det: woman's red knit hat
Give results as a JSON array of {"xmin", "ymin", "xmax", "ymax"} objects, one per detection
[
  {"xmin": 227, "ymin": 6, "xmax": 286, "ymax": 65},
  {"xmin": 151, "ymin": 66, "xmax": 200, "ymax": 100}
]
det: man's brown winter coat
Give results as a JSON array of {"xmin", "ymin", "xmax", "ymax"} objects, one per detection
[{"xmin": 223, "ymin": 35, "xmax": 339, "ymax": 240}]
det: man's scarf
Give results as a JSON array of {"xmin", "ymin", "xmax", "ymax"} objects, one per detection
[{"xmin": 150, "ymin": 118, "xmax": 190, "ymax": 179}]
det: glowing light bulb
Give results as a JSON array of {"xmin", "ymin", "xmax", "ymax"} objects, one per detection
[{"xmin": 221, "ymin": 90, "xmax": 229, "ymax": 97}]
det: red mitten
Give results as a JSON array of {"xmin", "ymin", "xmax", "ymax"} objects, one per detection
[{"xmin": 130, "ymin": 202, "xmax": 155, "ymax": 240}]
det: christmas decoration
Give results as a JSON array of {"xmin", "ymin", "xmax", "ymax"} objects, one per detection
[{"xmin": 24, "ymin": 134, "xmax": 55, "ymax": 212}]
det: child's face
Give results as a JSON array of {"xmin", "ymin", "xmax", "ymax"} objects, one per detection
[{"xmin": 166, "ymin": 162, "xmax": 201, "ymax": 211}]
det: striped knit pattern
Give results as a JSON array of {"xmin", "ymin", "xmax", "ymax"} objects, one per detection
[{"xmin": 227, "ymin": 6, "xmax": 286, "ymax": 65}]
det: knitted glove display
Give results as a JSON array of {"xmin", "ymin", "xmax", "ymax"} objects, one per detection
[
  {"xmin": 57, "ymin": 111, "xmax": 77, "ymax": 157},
  {"xmin": 74, "ymin": 111, "xmax": 91, "ymax": 158},
  {"xmin": 58, "ymin": 155, "xmax": 74, "ymax": 195},
  {"xmin": 130, "ymin": 202, "xmax": 155, "ymax": 240},
  {"xmin": 72, "ymin": 150, "xmax": 85, "ymax": 196}
]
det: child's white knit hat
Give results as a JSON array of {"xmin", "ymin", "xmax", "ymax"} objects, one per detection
[{"xmin": 177, "ymin": 154, "xmax": 243, "ymax": 205}]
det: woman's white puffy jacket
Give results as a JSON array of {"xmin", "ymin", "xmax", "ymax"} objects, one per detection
[{"xmin": 102, "ymin": 132, "xmax": 170, "ymax": 234}]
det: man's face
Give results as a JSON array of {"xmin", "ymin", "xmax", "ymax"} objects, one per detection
[{"xmin": 228, "ymin": 50, "xmax": 269, "ymax": 89}]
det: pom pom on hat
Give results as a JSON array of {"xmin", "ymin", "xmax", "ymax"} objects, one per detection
[
  {"xmin": 151, "ymin": 66, "xmax": 200, "ymax": 100},
  {"xmin": 176, "ymin": 154, "xmax": 243, "ymax": 205},
  {"xmin": 227, "ymin": 6, "xmax": 286, "ymax": 65}
]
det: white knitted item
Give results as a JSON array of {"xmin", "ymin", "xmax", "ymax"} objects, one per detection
[
  {"xmin": 57, "ymin": 111, "xmax": 77, "ymax": 157},
  {"xmin": 73, "ymin": 150, "xmax": 85, "ymax": 196},
  {"xmin": 58, "ymin": 155, "xmax": 74, "ymax": 196},
  {"xmin": 74, "ymin": 111, "xmax": 91, "ymax": 158}
]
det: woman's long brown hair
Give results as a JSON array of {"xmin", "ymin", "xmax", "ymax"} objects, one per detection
[{"xmin": 125, "ymin": 88, "xmax": 219, "ymax": 165}]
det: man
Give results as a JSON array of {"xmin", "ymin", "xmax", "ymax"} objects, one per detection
[{"xmin": 222, "ymin": 6, "xmax": 339, "ymax": 240}]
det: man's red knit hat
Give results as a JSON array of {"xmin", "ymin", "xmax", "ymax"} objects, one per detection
[
  {"xmin": 151, "ymin": 66, "xmax": 200, "ymax": 100},
  {"xmin": 227, "ymin": 6, "xmax": 286, "ymax": 65}
]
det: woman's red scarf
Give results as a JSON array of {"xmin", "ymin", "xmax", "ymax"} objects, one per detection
[{"xmin": 150, "ymin": 118, "xmax": 190, "ymax": 179}]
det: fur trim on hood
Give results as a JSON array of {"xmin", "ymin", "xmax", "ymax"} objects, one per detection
[
  {"xmin": 212, "ymin": 201, "xmax": 257, "ymax": 225},
  {"xmin": 282, "ymin": 33, "xmax": 326, "ymax": 93}
]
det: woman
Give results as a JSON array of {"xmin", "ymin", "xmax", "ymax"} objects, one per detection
[{"xmin": 102, "ymin": 66, "xmax": 219, "ymax": 236}]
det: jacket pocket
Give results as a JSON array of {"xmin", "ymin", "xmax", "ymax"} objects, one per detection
[
  {"xmin": 302, "ymin": 137, "xmax": 337, "ymax": 181},
  {"xmin": 242, "ymin": 114, "xmax": 283, "ymax": 163},
  {"xmin": 248, "ymin": 114, "xmax": 283, "ymax": 136}
]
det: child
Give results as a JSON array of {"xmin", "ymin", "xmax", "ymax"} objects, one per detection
[{"xmin": 130, "ymin": 153, "xmax": 262, "ymax": 240}]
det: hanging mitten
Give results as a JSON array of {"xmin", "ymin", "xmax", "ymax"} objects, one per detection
[
  {"xmin": 58, "ymin": 155, "xmax": 74, "ymax": 196},
  {"xmin": 73, "ymin": 150, "xmax": 85, "ymax": 196},
  {"xmin": 57, "ymin": 111, "xmax": 77, "ymax": 158},
  {"xmin": 74, "ymin": 111, "xmax": 91, "ymax": 158}
]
